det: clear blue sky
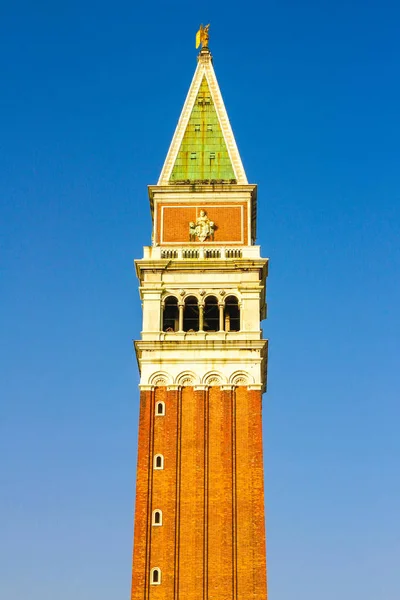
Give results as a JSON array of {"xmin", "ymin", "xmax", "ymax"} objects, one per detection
[{"xmin": 1, "ymin": 1, "xmax": 399, "ymax": 599}]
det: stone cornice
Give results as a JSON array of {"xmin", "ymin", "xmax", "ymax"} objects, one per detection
[
  {"xmin": 148, "ymin": 183, "xmax": 257, "ymax": 198},
  {"xmin": 135, "ymin": 338, "xmax": 268, "ymax": 353},
  {"xmin": 134, "ymin": 330, "xmax": 268, "ymax": 393},
  {"xmin": 135, "ymin": 257, "xmax": 268, "ymax": 280}
]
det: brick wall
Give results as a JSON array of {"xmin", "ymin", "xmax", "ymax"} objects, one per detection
[
  {"xmin": 131, "ymin": 386, "xmax": 267, "ymax": 600},
  {"xmin": 156, "ymin": 203, "xmax": 248, "ymax": 245}
]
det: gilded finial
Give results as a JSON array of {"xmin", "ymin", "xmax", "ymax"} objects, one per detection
[{"xmin": 196, "ymin": 24, "xmax": 210, "ymax": 49}]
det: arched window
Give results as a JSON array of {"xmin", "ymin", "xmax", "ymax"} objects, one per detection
[
  {"xmin": 154, "ymin": 454, "xmax": 164, "ymax": 470},
  {"xmin": 156, "ymin": 401, "xmax": 165, "ymax": 416},
  {"xmin": 224, "ymin": 296, "xmax": 240, "ymax": 332},
  {"xmin": 203, "ymin": 295, "xmax": 219, "ymax": 331},
  {"xmin": 162, "ymin": 296, "xmax": 179, "ymax": 332},
  {"xmin": 152, "ymin": 509, "xmax": 163, "ymax": 526},
  {"xmin": 151, "ymin": 567, "xmax": 161, "ymax": 585},
  {"xmin": 183, "ymin": 296, "xmax": 199, "ymax": 332}
]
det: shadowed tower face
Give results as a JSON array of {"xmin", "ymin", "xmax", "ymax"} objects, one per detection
[{"xmin": 131, "ymin": 42, "xmax": 269, "ymax": 600}]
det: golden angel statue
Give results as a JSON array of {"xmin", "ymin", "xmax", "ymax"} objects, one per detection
[{"xmin": 196, "ymin": 24, "xmax": 210, "ymax": 49}]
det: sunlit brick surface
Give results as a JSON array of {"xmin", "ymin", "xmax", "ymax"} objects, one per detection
[
  {"xmin": 131, "ymin": 386, "xmax": 267, "ymax": 600},
  {"xmin": 178, "ymin": 387, "xmax": 205, "ymax": 598},
  {"xmin": 236, "ymin": 387, "xmax": 268, "ymax": 599},
  {"xmin": 156, "ymin": 202, "xmax": 247, "ymax": 245}
]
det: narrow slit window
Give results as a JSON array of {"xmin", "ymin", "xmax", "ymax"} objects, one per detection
[
  {"xmin": 151, "ymin": 568, "xmax": 161, "ymax": 585},
  {"xmin": 152, "ymin": 509, "xmax": 163, "ymax": 526},
  {"xmin": 190, "ymin": 152, "xmax": 197, "ymax": 160},
  {"xmin": 154, "ymin": 454, "xmax": 164, "ymax": 470},
  {"xmin": 207, "ymin": 124, "xmax": 213, "ymax": 131},
  {"xmin": 194, "ymin": 124, "xmax": 200, "ymax": 131},
  {"xmin": 156, "ymin": 401, "xmax": 165, "ymax": 416},
  {"xmin": 210, "ymin": 152, "xmax": 215, "ymax": 160}
]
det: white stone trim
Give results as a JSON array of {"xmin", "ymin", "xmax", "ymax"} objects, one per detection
[
  {"xmin": 157, "ymin": 55, "xmax": 247, "ymax": 185},
  {"xmin": 149, "ymin": 371, "xmax": 173, "ymax": 387},
  {"xmin": 202, "ymin": 370, "xmax": 226, "ymax": 386},
  {"xmin": 203, "ymin": 63, "xmax": 247, "ymax": 184},
  {"xmin": 150, "ymin": 567, "xmax": 162, "ymax": 585},
  {"xmin": 158, "ymin": 62, "xmax": 204, "ymax": 185},
  {"xmin": 175, "ymin": 370, "xmax": 200, "ymax": 387},
  {"xmin": 143, "ymin": 244, "xmax": 262, "ymax": 260},
  {"xmin": 152, "ymin": 509, "xmax": 163, "ymax": 526},
  {"xmin": 155, "ymin": 400, "xmax": 165, "ymax": 416},
  {"xmin": 229, "ymin": 370, "xmax": 255, "ymax": 386},
  {"xmin": 153, "ymin": 454, "xmax": 164, "ymax": 470},
  {"xmin": 161, "ymin": 289, "xmax": 241, "ymax": 305},
  {"xmin": 136, "ymin": 340, "xmax": 267, "ymax": 392}
]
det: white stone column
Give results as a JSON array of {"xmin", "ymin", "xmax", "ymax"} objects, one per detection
[
  {"xmin": 178, "ymin": 302, "xmax": 184, "ymax": 332},
  {"xmin": 199, "ymin": 302, "xmax": 204, "ymax": 331},
  {"xmin": 218, "ymin": 302, "xmax": 224, "ymax": 332}
]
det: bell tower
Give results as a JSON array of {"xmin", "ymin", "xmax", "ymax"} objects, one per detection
[{"xmin": 131, "ymin": 40, "xmax": 268, "ymax": 600}]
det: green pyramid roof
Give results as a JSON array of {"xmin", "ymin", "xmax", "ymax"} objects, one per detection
[{"xmin": 169, "ymin": 76, "xmax": 236, "ymax": 183}]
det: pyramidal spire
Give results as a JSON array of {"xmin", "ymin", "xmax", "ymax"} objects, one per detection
[{"xmin": 158, "ymin": 43, "xmax": 248, "ymax": 185}]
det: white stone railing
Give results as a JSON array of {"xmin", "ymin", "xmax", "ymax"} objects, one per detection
[{"xmin": 142, "ymin": 245, "xmax": 261, "ymax": 260}]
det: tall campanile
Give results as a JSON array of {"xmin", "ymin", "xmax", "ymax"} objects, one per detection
[{"xmin": 131, "ymin": 35, "xmax": 268, "ymax": 600}]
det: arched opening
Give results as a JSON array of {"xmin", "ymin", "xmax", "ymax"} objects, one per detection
[
  {"xmin": 224, "ymin": 296, "xmax": 240, "ymax": 332},
  {"xmin": 151, "ymin": 567, "xmax": 161, "ymax": 585},
  {"xmin": 183, "ymin": 296, "xmax": 199, "ymax": 332},
  {"xmin": 203, "ymin": 296, "xmax": 219, "ymax": 331},
  {"xmin": 162, "ymin": 296, "xmax": 179, "ymax": 332},
  {"xmin": 154, "ymin": 454, "xmax": 164, "ymax": 470},
  {"xmin": 152, "ymin": 509, "xmax": 163, "ymax": 526},
  {"xmin": 156, "ymin": 401, "xmax": 165, "ymax": 416}
]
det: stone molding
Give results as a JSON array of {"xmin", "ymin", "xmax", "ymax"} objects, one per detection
[
  {"xmin": 139, "ymin": 383, "xmax": 257, "ymax": 390},
  {"xmin": 148, "ymin": 371, "xmax": 173, "ymax": 387},
  {"xmin": 139, "ymin": 368, "xmax": 259, "ymax": 389}
]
